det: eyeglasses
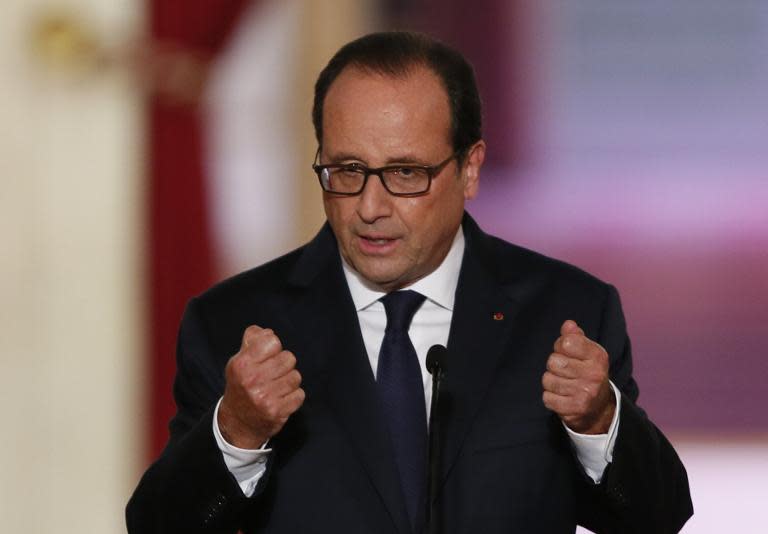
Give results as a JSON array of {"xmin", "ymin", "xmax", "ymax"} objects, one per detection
[{"xmin": 312, "ymin": 150, "xmax": 459, "ymax": 197}]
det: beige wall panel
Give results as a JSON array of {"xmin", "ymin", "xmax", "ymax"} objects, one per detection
[{"xmin": 0, "ymin": 1, "xmax": 143, "ymax": 532}]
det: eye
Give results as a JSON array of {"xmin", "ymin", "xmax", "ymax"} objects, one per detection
[
  {"xmin": 337, "ymin": 164, "xmax": 366, "ymax": 176},
  {"xmin": 393, "ymin": 167, "xmax": 415, "ymax": 177}
]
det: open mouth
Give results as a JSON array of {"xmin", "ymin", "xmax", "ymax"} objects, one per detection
[{"xmin": 357, "ymin": 234, "xmax": 399, "ymax": 253}]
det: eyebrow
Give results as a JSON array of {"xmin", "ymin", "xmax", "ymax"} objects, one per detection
[{"xmin": 323, "ymin": 152, "xmax": 430, "ymax": 166}]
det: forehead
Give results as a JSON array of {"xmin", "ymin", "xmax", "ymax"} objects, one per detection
[{"xmin": 321, "ymin": 65, "xmax": 452, "ymax": 157}]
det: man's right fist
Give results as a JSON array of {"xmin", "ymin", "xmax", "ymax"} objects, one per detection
[{"xmin": 217, "ymin": 326, "xmax": 305, "ymax": 449}]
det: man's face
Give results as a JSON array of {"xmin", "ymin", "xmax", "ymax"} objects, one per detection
[{"xmin": 320, "ymin": 65, "xmax": 485, "ymax": 291}]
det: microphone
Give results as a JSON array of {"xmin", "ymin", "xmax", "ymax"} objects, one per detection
[
  {"xmin": 426, "ymin": 344, "xmax": 446, "ymax": 378},
  {"xmin": 426, "ymin": 344, "xmax": 447, "ymax": 534}
]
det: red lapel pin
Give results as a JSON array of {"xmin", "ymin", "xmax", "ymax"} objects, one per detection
[{"xmin": 492, "ymin": 311, "xmax": 504, "ymax": 321}]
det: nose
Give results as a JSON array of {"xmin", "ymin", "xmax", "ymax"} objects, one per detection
[{"xmin": 356, "ymin": 172, "xmax": 393, "ymax": 223}]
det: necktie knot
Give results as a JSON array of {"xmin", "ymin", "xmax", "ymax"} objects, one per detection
[{"xmin": 381, "ymin": 290, "xmax": 426, "ymax": 332}]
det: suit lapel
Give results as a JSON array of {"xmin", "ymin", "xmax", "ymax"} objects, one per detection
[
  {"xmin": 440, "ymin": 217, "xmax": 523, "ymax": 480},
  {"xmin": 283, "ymin": 225, "xmax": 412, "ymax": 534}
]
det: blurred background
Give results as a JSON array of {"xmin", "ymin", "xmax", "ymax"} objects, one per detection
[{"xmin": 1, "ymin": 0, "xmax": 765, "ymax": 532}]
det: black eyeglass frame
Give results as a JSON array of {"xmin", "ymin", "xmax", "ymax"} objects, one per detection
[{"xmin": 312, "ymin": 149, "xmax": 461, "ymax": 197}]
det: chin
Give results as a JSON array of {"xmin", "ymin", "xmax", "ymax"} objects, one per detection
[
  {"xmin": 359, "ymin": 267, "xmax": 398, "ymax": 286},
  {"xmin": 354, "ymin": 264, "xmax": 405, "ymax": 290}
]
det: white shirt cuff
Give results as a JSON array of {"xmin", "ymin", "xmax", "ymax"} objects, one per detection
[
  {"xmin": 564, "ymin": 381, "xmax": 621, "ymax": 484},
  {"xmin": 212, "ymin": 397, "xmax": 272, "ymax": 497}
]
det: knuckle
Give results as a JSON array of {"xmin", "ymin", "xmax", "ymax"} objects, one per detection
[
  {"xmin": 281, "ymin": 350, "xmax": 297, "ymax": 367},
  {"xmin": 246, "ymin": 324, "xmax": 262, "ymax": 334},
  {"xmin": 263, "ymin": 399, "xmax": 279, "ymax": 419},
  {"xmin": 550, "ymin": 354, "xmax": 568, "ymax": 371},
  {"xmin": 563, "ymin": 334, "xmax": 578, "ymax": 350},
  {"xmin": 289, "ymin": 369, "xmax": 302, "ymax": 388},
  {"xmin": 243, "ymin": 325, "xmax": 262, "ymax": 342},
  {"xmin": 259, "ymin": 329, "xmax": 274, "ymax": 343},
  {"xmin": 541, "ymin": 372, "xmax": 551, "ymax": 389},
  {"xmin": 262, "ymin": 331, "xmax": 282, "ymax": 351},
  {"xmin": 252, "ymin": 387, "xmax": 268, "ymax": 404},
  {"xmin": 226, "ymin": 356, "xmax": 247, "ymax": 381}
]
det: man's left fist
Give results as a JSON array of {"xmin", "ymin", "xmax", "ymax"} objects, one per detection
[{"xmin": 542, "ymin": 320, "xmax": 615, "ymax": 434}]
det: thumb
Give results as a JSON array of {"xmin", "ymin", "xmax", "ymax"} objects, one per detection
[{"xmin": 560, "ymin": 319, "xmax": 585, "ymax": 336}]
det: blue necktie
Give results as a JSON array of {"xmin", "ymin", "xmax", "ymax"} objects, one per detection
[{"xmin": 377, "ymin": 290, "xmax": 428, "ymax": 532}]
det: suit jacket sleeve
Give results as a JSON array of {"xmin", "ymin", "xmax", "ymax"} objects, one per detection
[
  {"xmin": 126, "ymin": 297, "xmax": 265, "ymax": 533},
  {"xmin": 577, "ymin": 284, "xmax": 693, "ymax": 533}
]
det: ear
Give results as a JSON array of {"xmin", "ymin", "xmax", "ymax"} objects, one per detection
[{"xmin": 462, "ymin": 140, "xmax": 485, "ymax": 200}]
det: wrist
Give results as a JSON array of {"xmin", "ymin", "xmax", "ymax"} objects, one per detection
[
  {"xmin": 565, "ymin": 385, "xmax": 616, "ymax": 435},
  {"xmin": 217, "ymin": 403, "xmax": 269, "ymax": 449},
  {"xmin": 582, "ymin": 391, "xmax": 616, "ymax": 435}
]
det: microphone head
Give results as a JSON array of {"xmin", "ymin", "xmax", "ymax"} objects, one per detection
[{"xmin": 426, "ymin": 344, "xmax": 447, "ymax": 375}]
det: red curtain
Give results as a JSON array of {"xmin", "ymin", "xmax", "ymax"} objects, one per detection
[{"xmin": 147, "ymin": 0, "xmax": 255, "ymax": 459}]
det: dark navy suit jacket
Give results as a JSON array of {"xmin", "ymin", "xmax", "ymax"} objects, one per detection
[{"xmin": 127, "ymin": 214, "xmax": 692, "ymax": 533}]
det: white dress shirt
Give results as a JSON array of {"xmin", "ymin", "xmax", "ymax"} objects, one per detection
[{"xmin": 214, "ymin": 227, "xmax": 620, "ymax": 496}]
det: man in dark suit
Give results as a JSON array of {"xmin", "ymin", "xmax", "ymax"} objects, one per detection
[{"xmin": 127, "ymin": 32, "xmax": 692, "ymax": 533}]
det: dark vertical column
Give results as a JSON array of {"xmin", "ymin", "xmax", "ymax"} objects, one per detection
[{"xmin": 384, "ymin": 0, "xmax": 534, "ymax": 171}]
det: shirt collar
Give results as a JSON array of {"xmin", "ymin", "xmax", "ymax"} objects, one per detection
[{"xmin": 342, "ymin": 226, "xmax": 465, "ymax": 312}]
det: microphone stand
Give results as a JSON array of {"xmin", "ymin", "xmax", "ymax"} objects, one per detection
[{"xmin": 426, "ymin": 345, "xmax": 446, "ymax": 534}]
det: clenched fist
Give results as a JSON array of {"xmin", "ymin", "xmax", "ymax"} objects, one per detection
[
  {"xmin": 217, "ymin": 326, "xmax": 305, "ymax": 449},
  {"xmin": 542, "ymin": 320, "xmax": 615, "ymax": 434}
]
